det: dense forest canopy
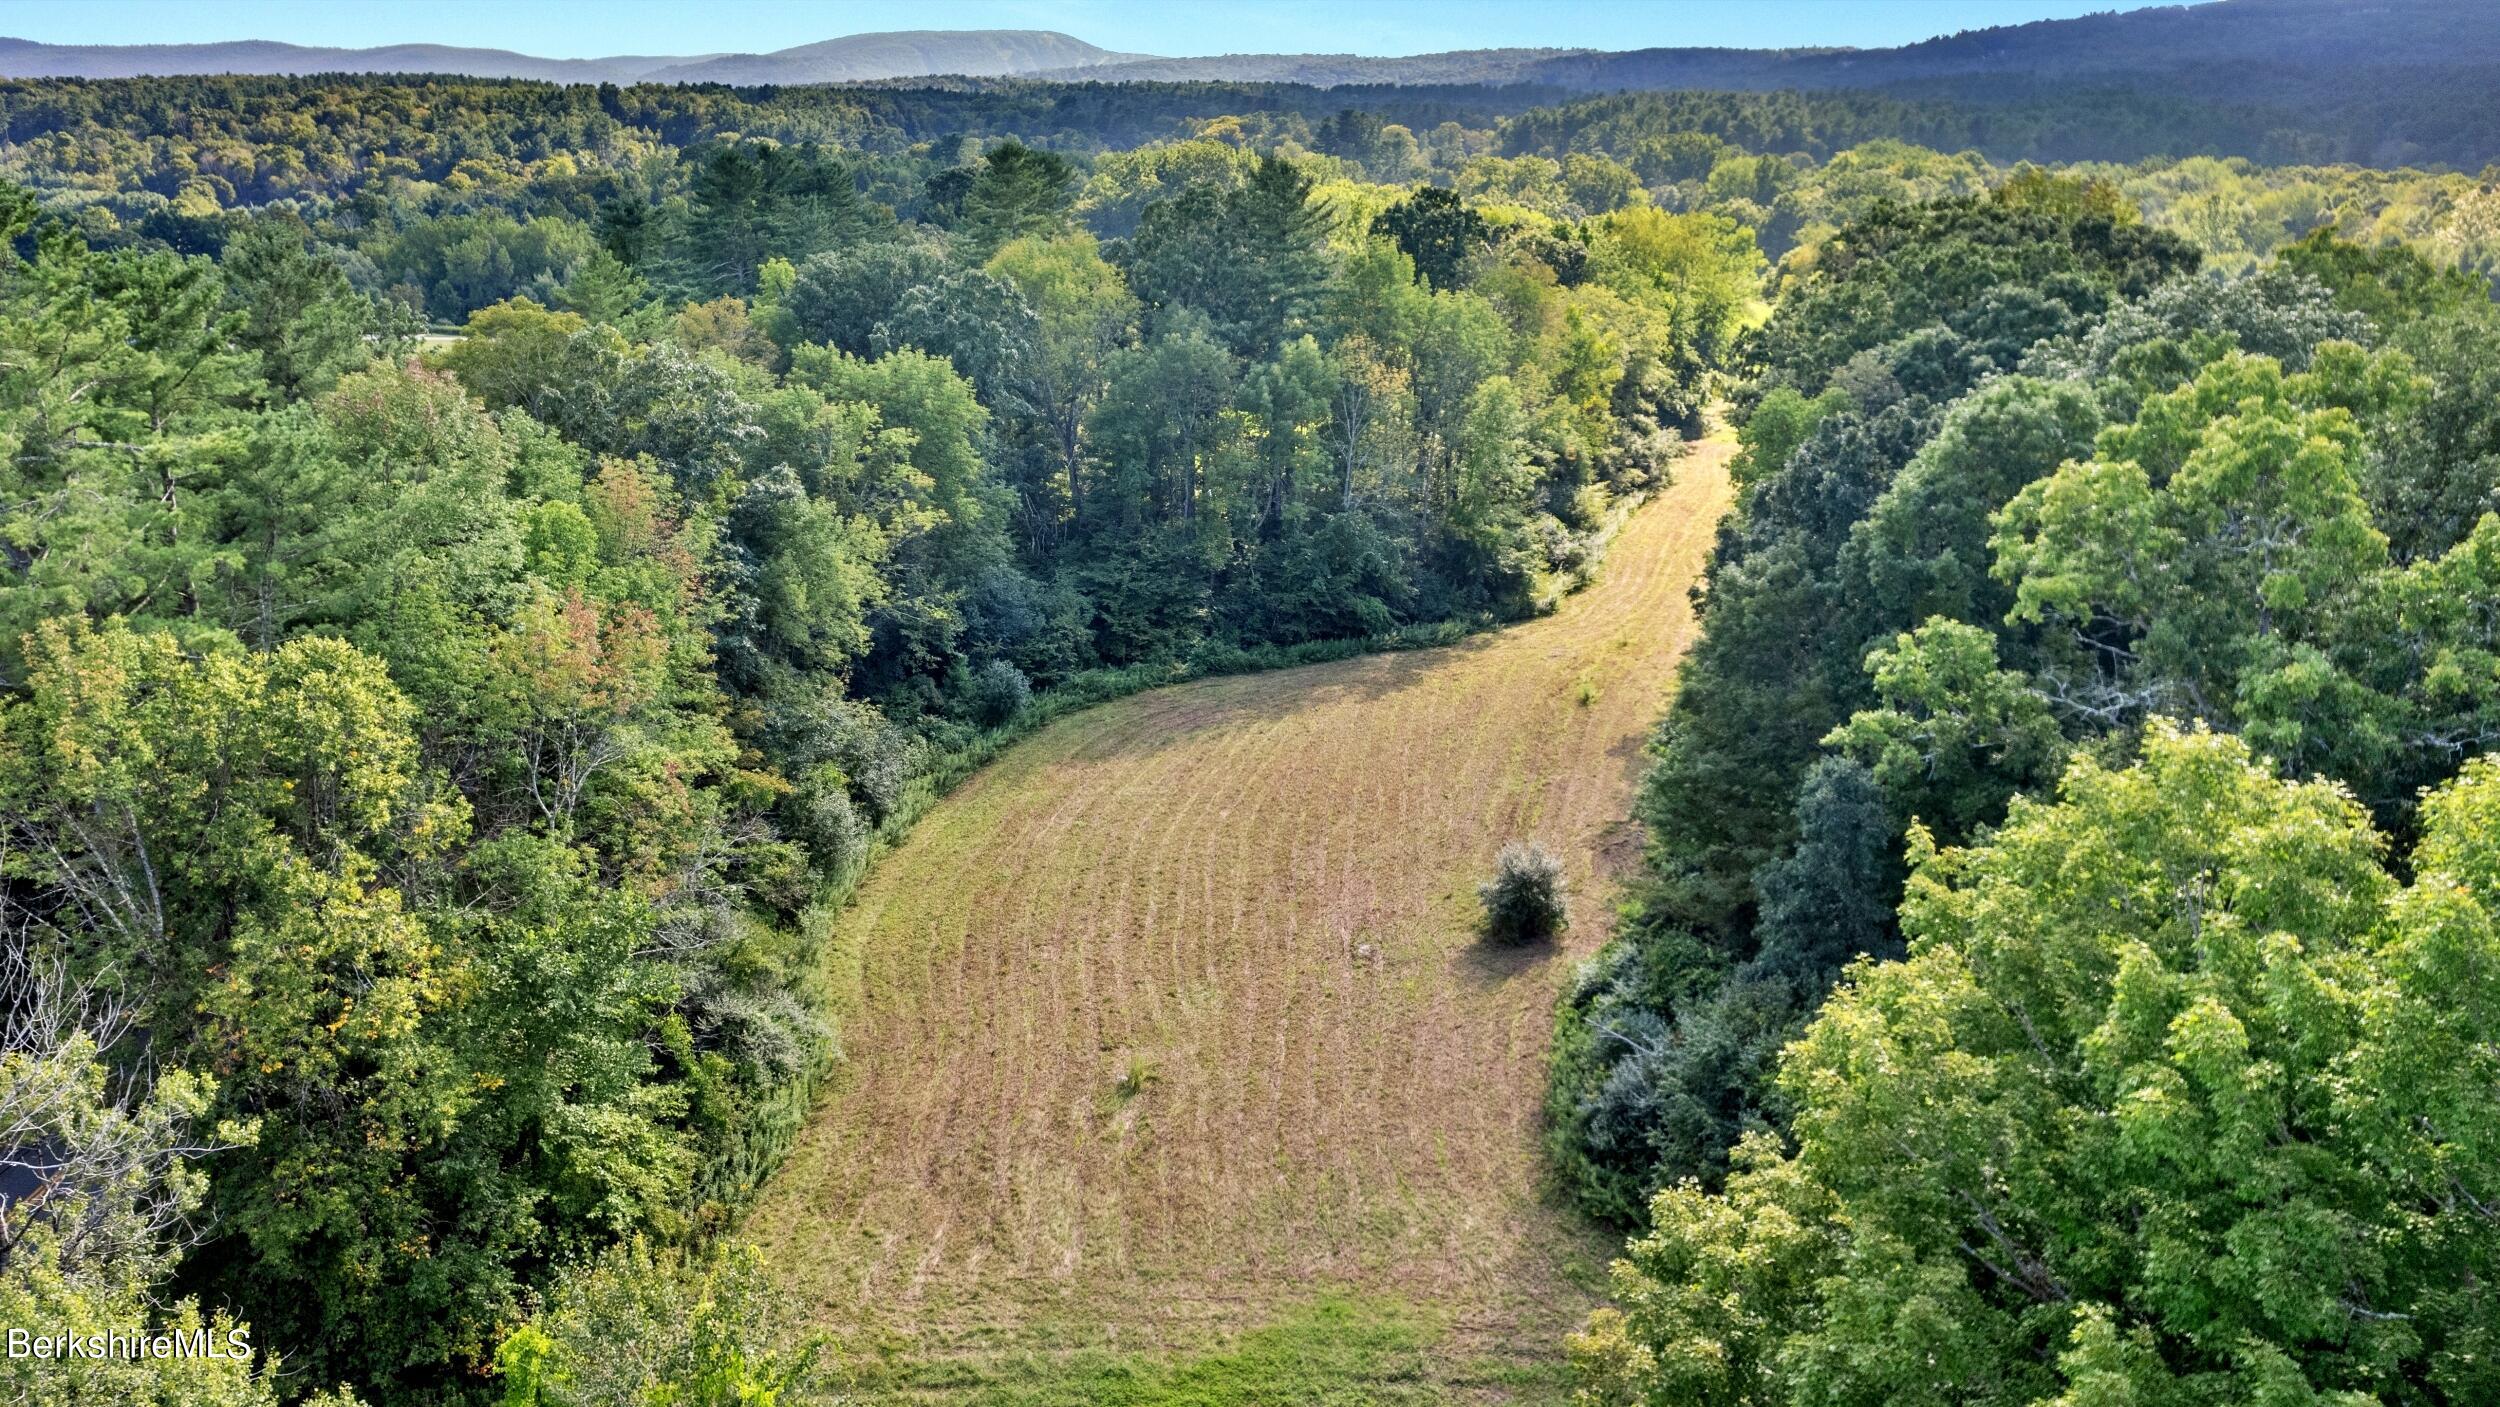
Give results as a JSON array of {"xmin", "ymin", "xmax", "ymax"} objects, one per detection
[
  {"xmin": 0, "ymin": 45, "xmax": 2494, "ymax": 1407},
  {"xmin": 0, "ymin": 64, "xmax": 1772, "ymax": 1407},
  {"xmin": 6, "ymin": 71, "xmax": 2497, "ymax": 318},
  {"xmin": 1550, "ymin": 160, "xmax": 2500, "ymax": 1407}
]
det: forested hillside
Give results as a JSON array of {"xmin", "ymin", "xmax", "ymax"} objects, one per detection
[
  {"xmin": 13, "ymin": 0, "xmax": 2500, "ymax": 166},
  {"xmin": 1552, "ymin": 169, "xmax": 2500, "ymax": 1407},
  {"xmin": 0, "ymin": 70, "xmax": 1753, "ymax": 1407},
  {"xmin": 1047, "ymin": 0, "xmax": 2500, "ymax": 124},
  {"xmin": 0, "ymin": 47, "xmax": 2495, "ymax": 1407},
  {"xmin": 9, "ymin": 72, "xmax": 2500, "ymax": 286}
]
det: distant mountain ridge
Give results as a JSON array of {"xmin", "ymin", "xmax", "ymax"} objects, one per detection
[
  {"xmin": 1023, "ymin": 0, "xmax": 2500, "ymax": 92},
  {"xmin": 3, "ymin": 0, "xmax": 2495, "ymax": 94},
  {"xmin": 643, "ymin": 31, "xmax": 1134, "ymax": 84},
  {"xmin": 1015, "ymin": 47, "xmax": 1601, "ymax": 88},
  {"xmin": 0, "ymin": 29, "xmax": 1131, "ymax": 85},
  {"xmin": 0, "ymin": 36, "xmax": 702, "ymax": 83}
]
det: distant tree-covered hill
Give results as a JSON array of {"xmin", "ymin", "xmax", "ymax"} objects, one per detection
[
  {"xmin": 0, "ymin": 34, "xmax": 699, "ymax": 81},
  {"xmin": 643, "ymin": 31, "xmax": 1135, "ymax": 85},
  {"xmin": 9, "ymin": 0, "xmax": 2499, "ymax": 103},
  {"xmin": 1033, "ymin": 0, "xmax": 2500, "ymax": 98},
  {"xmin": 0, "ymin": 28, "xmax": 1133, "ymax": 84},
  {"xmin": 1521, "ymin": 0, "xmax": 2499, "ymax": 92}
]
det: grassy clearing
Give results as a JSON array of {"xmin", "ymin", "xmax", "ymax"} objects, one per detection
[
  {"xmin": 854, "ymin": 1294, "xmax": 1466, "ymax": 1405},
  {"xmin": 748, "ymin": 444, "xmax": 1734, "ymax": 1401}
]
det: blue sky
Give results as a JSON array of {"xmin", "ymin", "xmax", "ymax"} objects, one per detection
[{"xmin": 3, "ymin": 1, "xmax": 2182, "ymax": 59}]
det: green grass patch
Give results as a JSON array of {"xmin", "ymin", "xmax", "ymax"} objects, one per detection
[{"xmin": 864, "ymin": 1294, "xmax": 1448, "ymax": 1406}]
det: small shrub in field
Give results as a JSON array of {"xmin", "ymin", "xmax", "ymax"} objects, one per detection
[
  {"xmin": 784, "ymin": 764, "xmax": 869, "ymax": 879},
  {"xmin": 963, "ymin": 658, "xmax": 1033, "ymax": 727},
  {"xmin": 1479, "ymin": 841, "xmax": 1567, "ymax": 943},
  {"xmin": 1114, "ymin": 1054, "xmax": 1159, "ymax": 1099}
]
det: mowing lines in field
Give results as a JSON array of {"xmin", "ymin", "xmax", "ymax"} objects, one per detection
[{"xmin": 751, "ymin": 443, "xmax": 1735, "ymax": 1384}]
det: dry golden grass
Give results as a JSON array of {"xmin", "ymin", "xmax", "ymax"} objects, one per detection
[{"xmin": 748, "ymin": 442, "xmax": 1733, "ymax": 1398}]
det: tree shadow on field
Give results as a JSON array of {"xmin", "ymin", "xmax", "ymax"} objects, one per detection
[
  {"xmin": 1220, "ymin": 632, "xmax": 1503, "ymax": 712},
  {"xmin": 1063, "ymin": 634, "xmax": 1507, "ymax": 765},
  {"xmin": 1456, "ymin": 931, "xmax": 1554, "ymax": 986}
]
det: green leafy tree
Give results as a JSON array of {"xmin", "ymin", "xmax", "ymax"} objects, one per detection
[
  {"xmin": 1729, "ymin": 384, "xmax": 1848, "ymax": 488},
  {"xmin": 1828, "ymin": 618, "xmax": 2067, "ymax": 842},
  {"xmin": 789, "ymin": 346, "xmax": 1008, "ymax": 691},
  {"xmin": 1743, "ymin": 191, "xmax": 2196, "ymax": 399},
  {"xmin": 494, "ymin": 1239, "xmax": 825, "ymax": 1407},
  {"xmin": 0, "ymin": 618, "xmax": 701, "ymax": 1394},
  {"xmin": 777, "ymin": 243, "xmax": 952, "ymax": 357},
  {"xmin": 553, "ymin": 248, "xmax": 654, "ymax": 331},
  {"xmin": 0, "ymin": 210, "xmax": 257, "ymax": 676},
  {"xmin": 434, "ymin": 298, "xmax": 605, "ymax": 423},
  {"xmin": 1840, "ymin": 375, "xmax": 2103, "ymax": 633},
  {"xmin": 987, "ymin": 233, "xmax": 1139, "ymax": 545},
  {"xmin": 1371, "ymin": 186, "xmax": 1491, "ymax": 292},
  {"xmin": 1589, "ymin": 206, "xmax": 1764, "ymax": 368},
  {"xmin": 1574, "ymin": 723, "xmax": 2500, "ymax": 1407},
  {"xmin": 1234, "ymin": 333, "xmax": 1337, "ymax": 533},
  {"xmin": 2371, "ymin": 305, "xmax": 2500, "ymax": 564},
  {"xmin": 2273, "ymin": 226, "xmax": 2486, "ymax": 330},
  {"xmin": 1085, "ymin": 317, "xmax": 1241, "ymax": 532},
  {"xmin": 673, "ymin": 141, "xmax": 883, "ymax": 294},
  {"xmin": 1994, "ymin": 347, "xmax": 2416, "ymax": 780},
  {"xmin": 868, "ymin": 266, "xmax": 1038, "ymax": 410},
  {"xmin": 956, "ymin": 140, "xmax": 1077, "ymax": 261},
  {"xmin": 372, "ymin": 211, "xmax": 600, "ymax": 322},
  {"xmin": 222, "ymin": 214, "xmax": 414, "ymax": 403},
  {"xmin": 1119, "ymin": 155, "xmax": 1330, "ymax": 357},
  {"xmin": 1479, "ymin": 840, "xmax": 1569, "ymax": 944},
  {"xmin": 1638, "ymin": 758, "xmax": 1904, "ymax": 1196}
]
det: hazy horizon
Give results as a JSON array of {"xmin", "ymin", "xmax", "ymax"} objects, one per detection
[{"xmin": 0, "ymin": 0, "xmax": 2190, "ymax": 62}]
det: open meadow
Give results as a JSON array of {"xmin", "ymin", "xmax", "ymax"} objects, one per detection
[{"xmin": 749, "ymin": 442, "xmax": 1735, "ymax": 1402}]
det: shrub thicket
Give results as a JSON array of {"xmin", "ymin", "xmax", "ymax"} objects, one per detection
[{"xmin": 1479, "ymin": 841, "xmax": 1568, "ymax": 943}]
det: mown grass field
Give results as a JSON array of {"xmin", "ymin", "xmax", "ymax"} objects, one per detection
[{"xmin": 748, "ymin": 441, "xmax": 1735, "ymax": 1402}]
